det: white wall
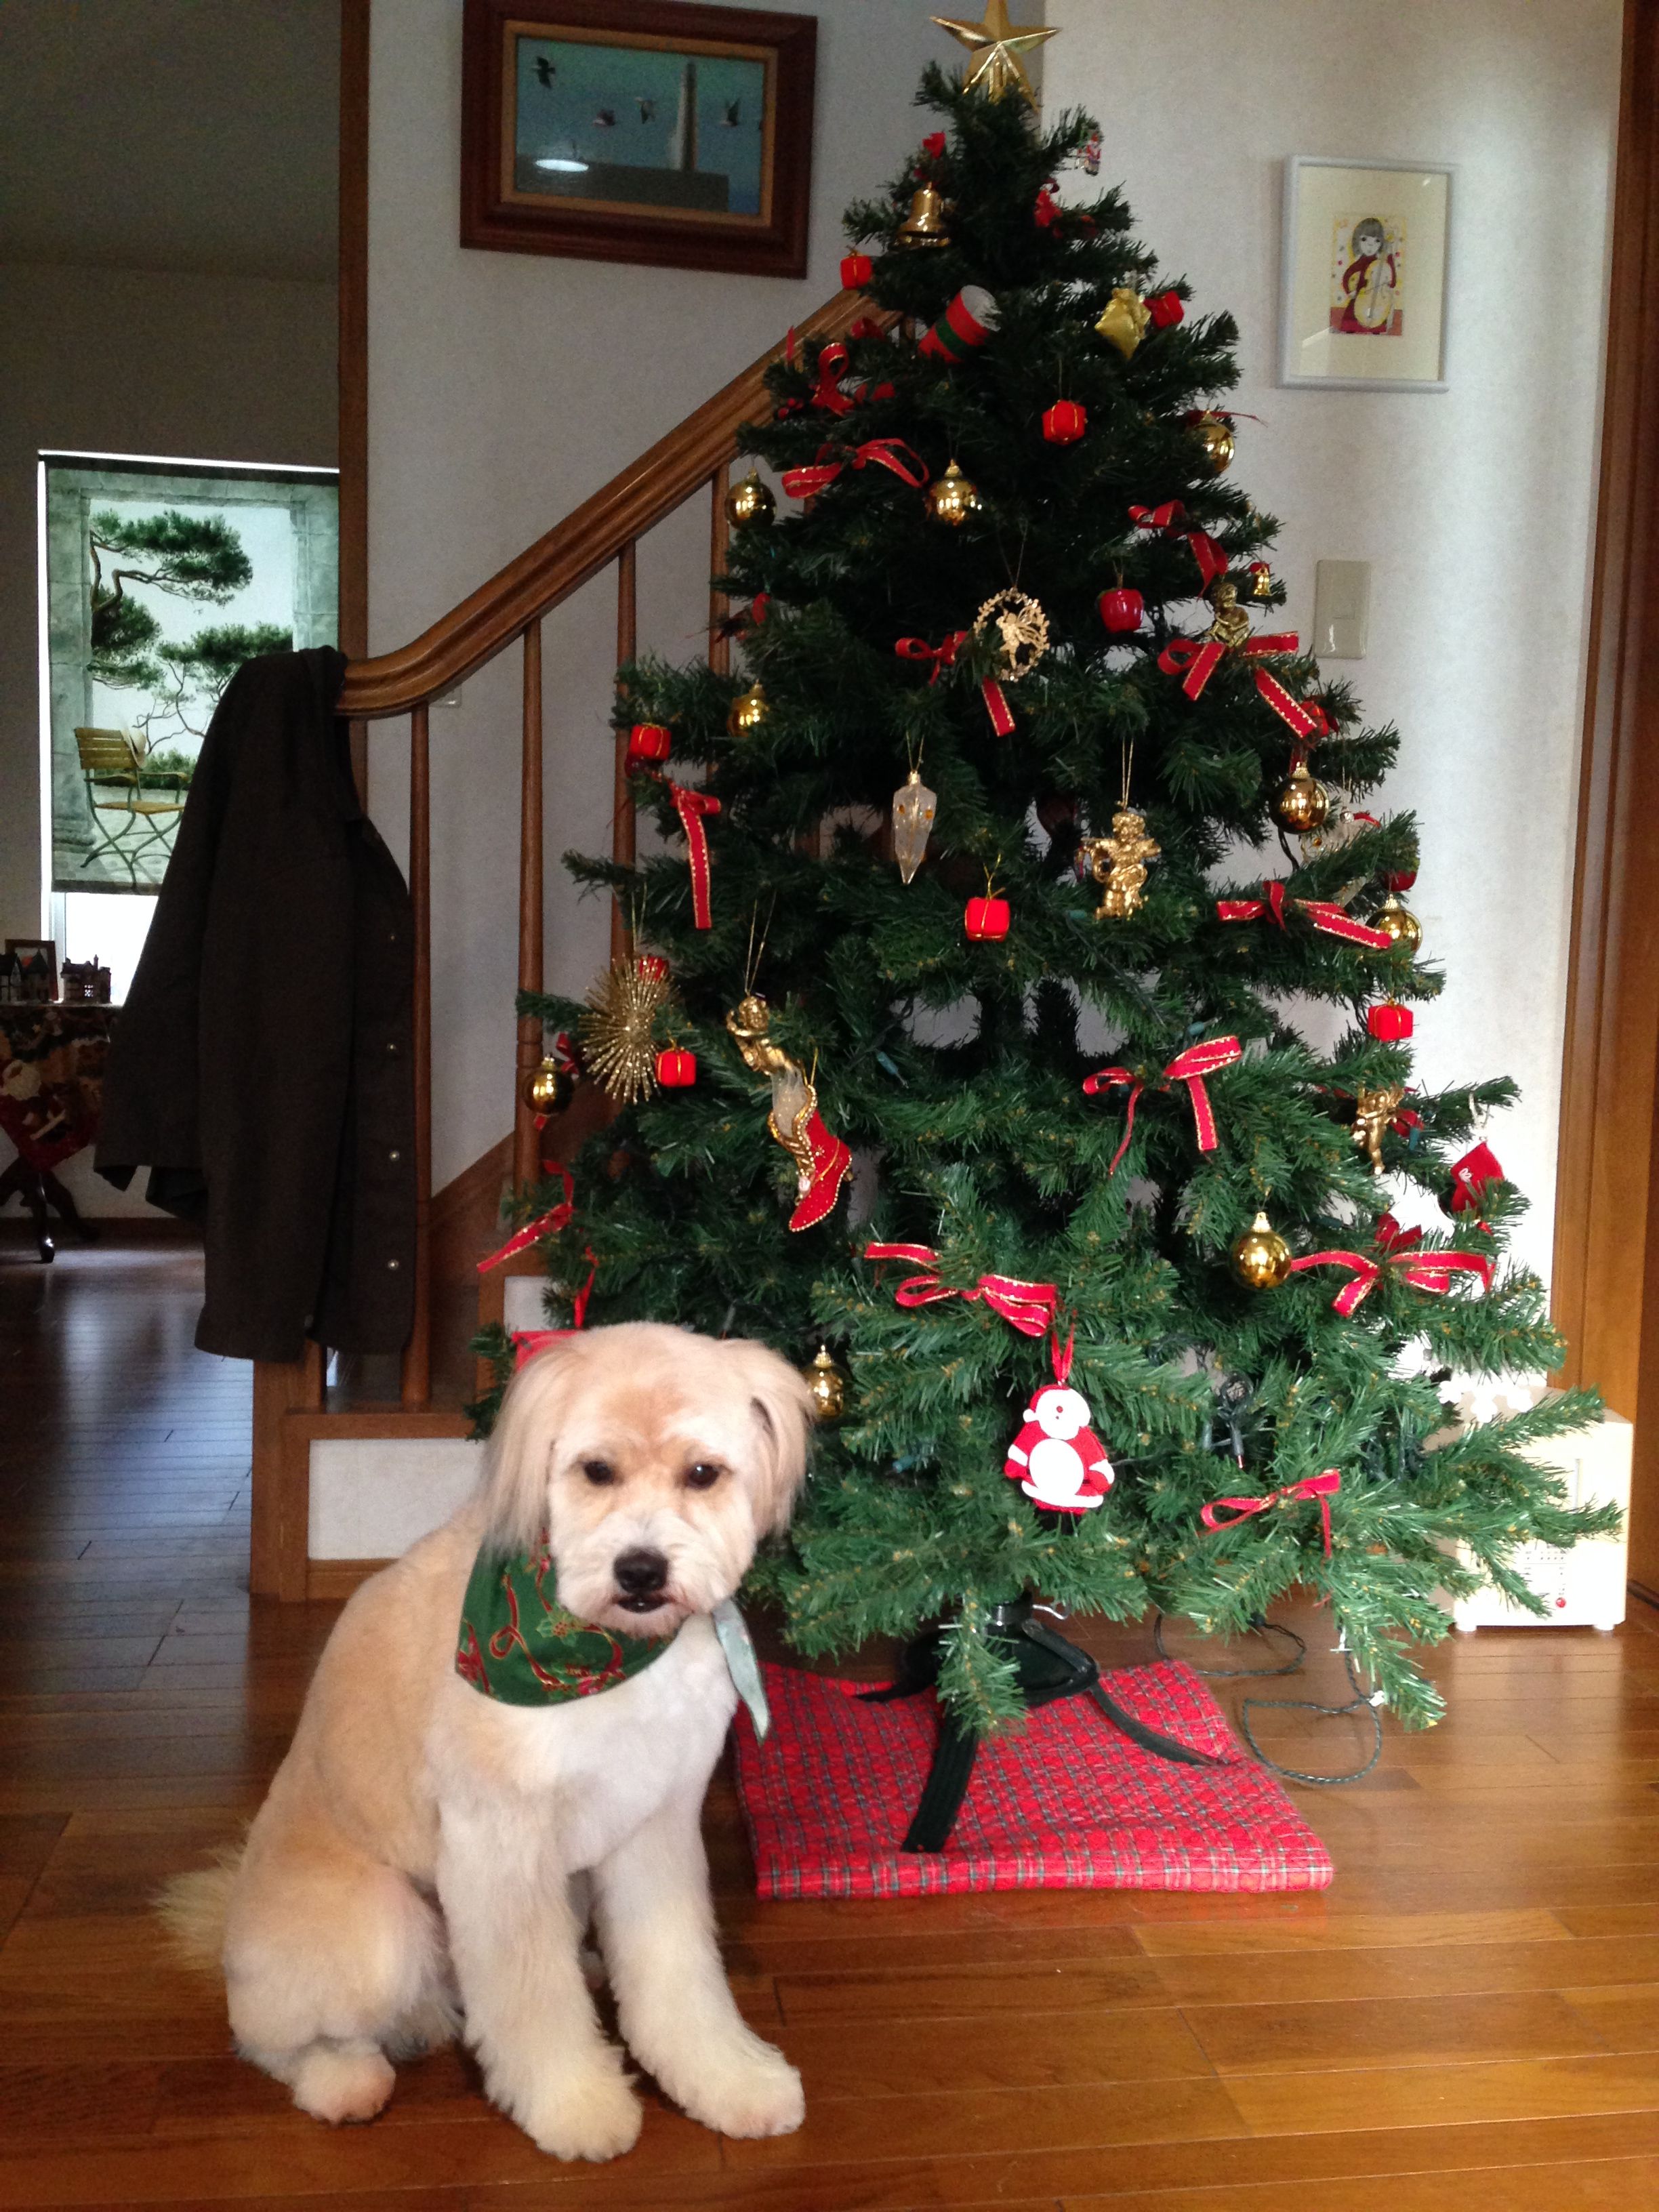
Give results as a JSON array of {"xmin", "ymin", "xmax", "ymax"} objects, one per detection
[
  {"xmin": 366, "ymin": 0, "xmax": 1002, "ymax": 1188},
  {"xmin": 1048, "ymin": 0, "xmax": 1620, "ymax": 1286},
  {"xmin": 0, "ymin": 260, "xmax": 337, "ymax": 1218}
]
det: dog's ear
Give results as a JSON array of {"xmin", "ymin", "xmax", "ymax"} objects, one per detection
[
  {"xmin": 724, "ymin": 1339, "xmax": 814, "ymax": 1535},
  {"xmin": 480, "ymin": 1336, "xmax": 586, "ymax": 1551}
]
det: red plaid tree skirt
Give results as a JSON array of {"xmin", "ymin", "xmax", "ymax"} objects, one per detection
[{"xmin": 733, "ymin": 1659, "xmax": 1334, "ymax": 1898}]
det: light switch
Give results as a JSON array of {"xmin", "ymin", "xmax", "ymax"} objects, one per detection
[{"xmin": 1312, "ymin": 560, "xmax": 1371, "ymax": 659}]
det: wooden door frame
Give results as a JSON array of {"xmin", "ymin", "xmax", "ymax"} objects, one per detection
[
  {"xmin": 1552, "ymin": 0, "xmax": 1659, "ymax": 1429},
  {"xmin": 341, "ymin": 0, "xmax": 370, "ymax": 794}
]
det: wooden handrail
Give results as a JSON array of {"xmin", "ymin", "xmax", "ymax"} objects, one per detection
[{"xmin": 338, "ymin": 289, "xmax": 866, "ymax": 718}]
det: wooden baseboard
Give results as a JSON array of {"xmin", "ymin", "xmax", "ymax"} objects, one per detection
[{"xmin": 307, "ymin": 1557, "xmax": 390, "ymax": 1601}]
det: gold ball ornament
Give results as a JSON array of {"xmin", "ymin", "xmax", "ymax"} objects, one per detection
[
  {"xmin": 1231, "ymin": 1212, "xmax": 1292, "ymax": 1291},
  {"xmin": 727, "ymin": 680, "xmax": 769, "ymax": 737},
  {"xmin": 896, "ymin": 182, "xmax": 951, "ymax": 247},
  {"xmin": 1094, "ymin": 287, "xmax": 1150, "ymax": 360},
  {"xmin": 1271, "ymin": 762, "xmax": 1330, "ymax": 834},
  {"xmin": 1192, "ymin": 409, "xmax": 1235, "ymax": 472},
  {"xmin": 525, "ymin": 1055, "xmax": 573, "ymax": 1116},
  {"xmin": 924, "ymin": 458, "xmax": 982, "ymax": 527},
  {"xmin": 802, "ymin": 1344, "xmax": 849, "ymax": 1421},
  {"xmin": 1374, "ymin": 890, "xmax": 1423, "ymax": 954},
  {"xmin": 724, "ymin": 470, "xmax": 775, "ymax": 529}
]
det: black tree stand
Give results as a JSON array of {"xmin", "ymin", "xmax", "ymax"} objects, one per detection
[{"xmin": 861, "ymin": 1594, "xmax": 1225, "ymax": 1853}]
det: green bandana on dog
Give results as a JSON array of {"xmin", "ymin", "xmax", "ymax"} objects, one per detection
[{"xmin": 453, "ymin": 1537, "xmax": 771, "ymax": 1736}]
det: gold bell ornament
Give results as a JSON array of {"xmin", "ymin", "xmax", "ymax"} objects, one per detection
[
  {"xmin": 727, "ymin": 680, "xmax": 769, "ymax": 737},
  {"xmin": 897, "ymin": 182, "xmax": 951, "ymax": 247},
  {"xmin": 1191, "ymin": 409, "xmax": 1235, "ymax": 472},
  {"xmin": 891, "ymin": 763, "xmax": 937, "ymax": 884},
  {"xmin": 524, "ymin": 1054, "xmax": 573, "ymax": 1117},
  {"xmin": 1271, "ymin": 760, "xmax": 1330, "ymax": 834},
  {"xmin": 1374, "ymin": 890, "xmax": 1423, "ymax": 954},
  {"xmin": 802, "ymin": 1344, "xmax": 850, "ymax": 1421},
  {"xmin": 1094, "ymin": 287, "xmax": 1150, "ymax": 360},
  {"xmin": 924, "ymin": 458, "xmax": 981, "ymax": 527},
  {"xmin": 1231, "ymin": 1211, "xmax": 1292, "ymax": 1290},
  {"xmin": 1248, "ymin": 560, "xmax": 1275, "ymax": 602},
  {"xmin": 724, "ymin": 470, "xmax": 775, "ymax": 529}
]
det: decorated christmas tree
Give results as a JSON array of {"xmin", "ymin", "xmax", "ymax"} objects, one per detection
[{"xmin": 487, "ymin": 48, "xmax": 1610, "ymax": 1745}]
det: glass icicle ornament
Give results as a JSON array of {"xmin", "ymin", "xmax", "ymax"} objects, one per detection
[
  {"xmin": 891, "ymin": 764, "xmax": 937, "ymax": 884},
  {"xmin": 578, "ymin": 954, "xmax": 671, "ymax": 1105}
]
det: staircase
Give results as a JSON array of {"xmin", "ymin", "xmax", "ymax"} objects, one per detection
[{"xmin": 249, "ymin": 289, "xmax": 869, "ymax": 1600}]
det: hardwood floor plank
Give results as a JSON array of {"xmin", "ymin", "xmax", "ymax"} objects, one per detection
[
  {"xmin": 1225, "ymin": 2050, "xmax": 1659, "ymax": 2135},
  {"xmin": 1182, "ymin": 1990, "xmax": 1614, "ymax": 2076},
  {"xmin": 1132, "ymin": 1909, "xmax": 1575, "ymax": 1955}
]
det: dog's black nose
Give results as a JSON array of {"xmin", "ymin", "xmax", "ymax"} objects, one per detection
[{"xmin": 613, "ymin": 1547, "xmax": 669, "ymax": 1598}]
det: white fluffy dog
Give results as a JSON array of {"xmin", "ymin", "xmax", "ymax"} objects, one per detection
[{"xmin": 163, "ymin": 1322, "xmax": 813, "ymax": 2160}]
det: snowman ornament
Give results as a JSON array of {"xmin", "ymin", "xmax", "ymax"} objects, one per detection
[{"xmin": 1004, "ymin": 1382, "xmax": 1114, "ymax": 1513}]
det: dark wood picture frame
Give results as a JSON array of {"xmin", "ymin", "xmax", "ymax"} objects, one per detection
[{"xmin": 461, "ymin": 0, "xmax": 816, "ymax": 277}]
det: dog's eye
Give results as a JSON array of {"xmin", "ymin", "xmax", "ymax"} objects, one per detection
[
  {"xmin": 580, "ymin": 1458, "xmax": 617, "ymax": 1487},
  {"xmin": 683, "ymin": 1462, "xmax": 723, "ymax": 1490}
]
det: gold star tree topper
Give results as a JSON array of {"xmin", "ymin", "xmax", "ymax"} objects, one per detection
[{"xmin": 932, "ymin": 0, "xmax": 1057, "ymax": 108}]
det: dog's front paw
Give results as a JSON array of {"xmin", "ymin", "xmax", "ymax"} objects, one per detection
[
  {"xmin": 515, "ymin": 2061, "xmax": 642, "ymax": 2163},
  {"xmin": 671, "ymin": 2040, "xmax": 805, "ymax": 2139}
]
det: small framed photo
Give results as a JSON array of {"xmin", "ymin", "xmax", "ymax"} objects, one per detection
[
  {"xmin": 1279, "ymin": 156, "xmax": 1454, "ymax": 390},
  {"xmin": 461, "ymin": 0, "xmax": 817, "ymax": 278}
]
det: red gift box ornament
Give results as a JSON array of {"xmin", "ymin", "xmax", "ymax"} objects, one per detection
[
  {"xmin": 964, "ymin": 867, "xmax": 1010, "ymax": 941},
  {"xmin": 655, "ymin": 1047, "xmax": 697, "ymax": 1088},
  {"xmin": 1042, "ymin": 399, "xmax": 1087, "ymax": 445},
  {"xmin": 1367, "ymin": 1002, "xmax": 1414, "ymax": 1042},
  {"xmin": 1098, "ymin": 586, "xmax": 1145, "ymax": 634},
  {"xmin": 626, "ymin": 722, "xmax": 672, "ymax": 768},
  {"xmin": 840, "ymin": 251, "xmax": 874, "ymax": 289},
  {"xmin": 919, "ymin": 286, "xmax": 1000, "ymax": 363},
  {"xmin": 1147, "ymin": 289, "xmax": 1185, "ymax": 329},
  {"xmin": 1387, "ymin": 866, "xmax": 1419, "ymax": 894}
]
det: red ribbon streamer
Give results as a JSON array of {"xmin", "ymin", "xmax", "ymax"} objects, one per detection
[
  {"xmin": 1158, "ymin": 632, "xmax": 1317, "ymax": 739},
  {"xmin": 895, "ymin": 632, "xmax": 966, "ymax": 682},
  {"xmin": 478, "ymin": 1162, "xmax": 573, "ymax": 1273},
  {"xmin": 1216, "ymin": 880, "xmax": 1393, "ymax": 950},
  {"xmin": 863, "ymin": 1242, "xmax": 1059, "ymax": 1338},
  {"xmin": 1202, "ymin": 1469, "xmax": 1341, "ymax": 1556},
  {"xmin": 1129, "ymin": 500, "xmax": 1228, "ymax": 590},
  {"xmin": 981, "ymin": 678, "xmax": 1015, "ymax": 735},
  {"xmin": 1288, "ymin": 1243, "xmax": 1494, "ymax": 1317},
  {"xmin": 668, "ymin": 784, "xmax": 720, "ymax": 930},
  {"xmin": 781, "ymin": 438, "xmax": 929, "ymax": 499},
  {"xmin": 1082, "ymin": 1037, "xmax": 1243, "ymax": 1174},
  {"xmin": 810, "ymin": 341, "xmax": 853, "ymax": 416}
]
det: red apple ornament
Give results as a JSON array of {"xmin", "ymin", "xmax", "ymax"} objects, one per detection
[{"xmin": 1098, "ymin": 587, "xmax": 1145, "ymax": 634}]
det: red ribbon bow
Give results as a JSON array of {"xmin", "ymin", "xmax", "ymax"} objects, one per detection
[
  {"xmin": 668, "ymin": 784, "xmax": 720, "ymax": 930},
  {"xmin": 1202, "ymin": 1469, "xmax": 1341, "ymax": 1556},
  {"xmin": 863, "ymin": 1241, "xmax": 1060, "ymax": 1338},
  {"xmin": 1129, "ymin": 500, "xmax": 1228, "ymax": 590},
  {"xmin": 781, "ymin": 438, "xmax": 929, "ymax": 499},
  {"xmin": 1375, "ymin": 1212, "xmax": 1422, "ymax": 1255},
  {"xmin": 810, "ymin": 341, "xmax": 853, "ymax": 416},
  {"xmin": 1082, "ymin": 1036, "xmax": 1243, "ymax": 1174},
  {"xmin": 1158, "ymin": 630, "xmax": 1317, "ymax": 740},
  {"xmin": 894, "ymin": 631, "xmax": 966, "ymax": 682},
  {"xmin": 1288, "ymin": 1240, "xmax": 1493, "ymax": 1316},
  {"xmin": 1216, "ymin": 880, "xmax": 1393, "ymax": 950}
]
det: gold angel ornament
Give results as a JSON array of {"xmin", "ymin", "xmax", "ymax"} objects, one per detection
[
  {"xmin": 1080, "ymin": 807, "xmax": 1161, "ymax": 920},
  {"xmin": 1351, "ymin": 1081, "xmax": 1406, "ymax": 1175}
]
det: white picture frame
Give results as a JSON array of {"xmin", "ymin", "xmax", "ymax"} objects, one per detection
[{"xmin": 1279, "ymin": 155, "xmax": 1454, "ymax": 391}]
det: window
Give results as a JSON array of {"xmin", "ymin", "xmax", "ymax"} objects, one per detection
[{"xmin": 40, "ymin": 456, "xmax": 339, "ymax": 958}]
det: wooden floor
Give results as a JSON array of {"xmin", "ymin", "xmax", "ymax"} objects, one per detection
[{"xmin": 3, "ymin": 1236, "xmax": 1659, "ymax": 2212}]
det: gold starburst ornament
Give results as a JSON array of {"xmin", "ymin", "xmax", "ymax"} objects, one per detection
[
  {"xmin": 579, "ymin": 954, "xmax": 672, "ymax": 1105},
  {"xmin": 931, "ymin": 0, "xmax": 1057, "ymax": 108}
]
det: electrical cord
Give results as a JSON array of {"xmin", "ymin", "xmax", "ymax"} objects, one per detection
[{"xmin": 1153, "ymin": 1612, "xmax": 1385, "ymax": 1786}]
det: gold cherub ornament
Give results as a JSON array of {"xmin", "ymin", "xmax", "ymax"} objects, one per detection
[
  {"xmin": 1206, "ymin": 578, "xmax": 1253, "ymax": 649},
  {"xmin": 1081, "ymin": 806, "xmax": 1161, "ymax": 920},
  {"xmin": 1351, "ymin": 1081, "xmax": 1407, "ymax": 1175}
]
